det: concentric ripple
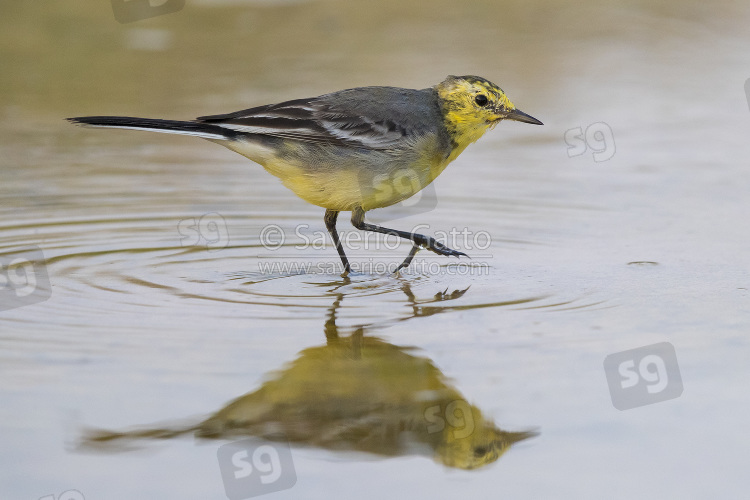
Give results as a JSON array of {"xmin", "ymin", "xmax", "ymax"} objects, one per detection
[{"xmin": 0, "ymin": 207, "xmax": 608, "ymax": 337}]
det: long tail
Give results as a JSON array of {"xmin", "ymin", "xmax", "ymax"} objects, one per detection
[{"xmin": 66, "ymin": 116, "xmax": 242, "ymax": 141}]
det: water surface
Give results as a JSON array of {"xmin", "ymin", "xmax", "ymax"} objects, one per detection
[{"xmin": 1, "ymin": 1, "xmax": 749, "ymax": 499}]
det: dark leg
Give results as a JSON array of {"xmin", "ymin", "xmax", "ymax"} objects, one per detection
[
  {"xmin": 350, "ymin": 207, "xmax": 467, "ymax": 270},
  {"xmin": 325, "ymin": 209, "xmax": 352, "ymax": 276},
  {"xmin": 395, "ymin": 244, "xmax": 421, "ymax": 273}
]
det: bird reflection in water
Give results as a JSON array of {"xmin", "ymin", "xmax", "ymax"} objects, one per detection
[{"xmin": 81, "ymin": 281, "xmax": 536, "ymax": 470}]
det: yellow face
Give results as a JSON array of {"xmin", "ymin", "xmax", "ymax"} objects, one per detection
[{"xmin": 435, "ymin": 75, "xmax": 542, "ymax": 155}]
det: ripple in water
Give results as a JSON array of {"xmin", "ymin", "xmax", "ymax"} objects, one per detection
[{"xmin": 1, "ymin": 213, "xmax": 608, "ymax": 331}]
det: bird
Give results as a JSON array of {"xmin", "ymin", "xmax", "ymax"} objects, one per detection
[{"xmin": 67, "ymin": 75, "xmax": 542, "ymax": 275}]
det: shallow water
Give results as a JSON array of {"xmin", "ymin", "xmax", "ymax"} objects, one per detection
[{"xmin": 2, "ymin": 1, "xmax": 750, "ymax": 499}]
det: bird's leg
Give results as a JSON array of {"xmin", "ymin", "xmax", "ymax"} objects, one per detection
[
  {"xmin": 324, "ymin": 209, "xmax": 352, "ymax": 276},
  {"xmin": 395, "ymin": 244, "xmax": 421, "ymax": 273},
  {"xmin": 350, "ymin": 207, "xmax": 467, "ymax": 271}
]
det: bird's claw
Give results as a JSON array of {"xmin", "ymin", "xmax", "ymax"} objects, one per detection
[{"xmin": 426, "ymin": 240, "xmax": 467, "ymax": 258}]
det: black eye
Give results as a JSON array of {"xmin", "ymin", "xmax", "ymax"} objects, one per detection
[
  {"xmin": 475, "ymin": 94, "xmax": 489, "ymax": 106},
  {"xmin": 474, "ymin": 446, "xmax": 487, "ymax": 457}
]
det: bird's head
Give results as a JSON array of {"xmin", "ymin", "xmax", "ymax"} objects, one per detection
[{"xmin": 435, "ymin": 75, "xmax": 542, "ymax": 149}]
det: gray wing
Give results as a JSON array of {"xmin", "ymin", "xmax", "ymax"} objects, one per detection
[{"xmin": 196, "ymin": 87, "xmax": 442, "ymax": 150}]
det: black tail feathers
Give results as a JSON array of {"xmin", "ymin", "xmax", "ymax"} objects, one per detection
[{"xmin": 66, "ymin": 116, "xmax": 240, "ymax": 141}]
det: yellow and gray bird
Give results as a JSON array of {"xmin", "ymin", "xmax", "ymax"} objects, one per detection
[{"xmin": 68, "ymin": 75, "xmax": 542, "ymax": 274}]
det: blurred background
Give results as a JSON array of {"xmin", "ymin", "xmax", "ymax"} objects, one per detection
[{"xmin": 1, "ymin": 1, "xmax": 750, "ymax": 499}]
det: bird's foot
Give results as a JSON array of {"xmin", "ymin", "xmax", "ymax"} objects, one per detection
[{"xmin": 417, "ymin": 236, "xmax": 467, "ymax": 258}]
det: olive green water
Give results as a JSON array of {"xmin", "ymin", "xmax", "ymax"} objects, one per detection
[{"xmin": 2, "ymin": 1, "xmax": 750, "ymax": 499}]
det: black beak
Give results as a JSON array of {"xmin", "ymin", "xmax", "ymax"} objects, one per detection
[{"xmin": 505, "ymin": 108, "xmax": 543, "ymax": 125}]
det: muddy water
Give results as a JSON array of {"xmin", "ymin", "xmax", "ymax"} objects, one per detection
[{"xmin": 1, "ymin": 1, "xmax": 749, "ymax": 499}]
